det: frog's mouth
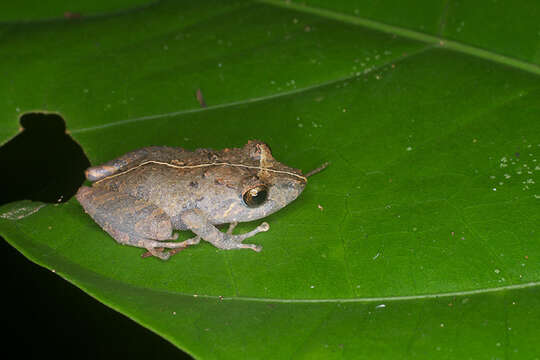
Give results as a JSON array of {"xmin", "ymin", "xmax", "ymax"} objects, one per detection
[{"xmin": 267, "ymin": 179, "xmax": 306, "ymax": 209}]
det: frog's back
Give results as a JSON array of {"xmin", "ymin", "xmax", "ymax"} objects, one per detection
[{"xmin": 85, "ymin": 146, "xmax": 189, "ymax": 181}]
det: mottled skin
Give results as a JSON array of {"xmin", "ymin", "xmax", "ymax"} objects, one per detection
[{"xmin": 76, "ymin": 141, "xmax": 306, "ymax": 260}]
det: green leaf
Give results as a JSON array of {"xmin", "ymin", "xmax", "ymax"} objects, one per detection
[{"xmin": 1, "ymin": 0, "xmax": 539, "ymax": 358}]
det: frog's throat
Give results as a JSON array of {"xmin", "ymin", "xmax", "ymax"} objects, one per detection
[{"xmin": 93, "ymin": 160, "xmax": 308, "ymax": 184}]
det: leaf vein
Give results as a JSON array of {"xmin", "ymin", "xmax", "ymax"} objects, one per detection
[{"xmin": 259, "ymin": 0, "xmax": 540, "ymax": 75}]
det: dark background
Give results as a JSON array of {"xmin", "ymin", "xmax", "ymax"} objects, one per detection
[{"xmin": 2, "ymin": 113, "xmax": 192, "ymax": 359}]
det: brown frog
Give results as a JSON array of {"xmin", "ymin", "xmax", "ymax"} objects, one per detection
[{"xmin": 76, "ymin": 141, "xmax": 307, "ymax": 260}]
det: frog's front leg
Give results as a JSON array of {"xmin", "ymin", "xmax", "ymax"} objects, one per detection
[
  {"xmin": 76, "ymin": 186, "xmax": 186, "ymax": 260},
  {"xmin": 226, "ymin": 222, "xmax": 238, "ymax": 235},
  {"xmin": 179, "ymin": 209, "xmax": 269, "ymax": 252}
]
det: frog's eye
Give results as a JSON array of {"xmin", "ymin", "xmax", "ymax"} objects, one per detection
[{"xmin": 242, "ymin": 185, "xmax": 268, "ymax": 208}]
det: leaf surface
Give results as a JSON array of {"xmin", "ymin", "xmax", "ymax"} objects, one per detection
[{"xmin": 1, "ymin": 0, "xmax": 539, "ymax": 358}]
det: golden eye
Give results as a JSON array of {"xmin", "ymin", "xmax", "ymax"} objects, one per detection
[{"xmin": 242, "ymin": 185, "xmax": 268, "ymax": 208}]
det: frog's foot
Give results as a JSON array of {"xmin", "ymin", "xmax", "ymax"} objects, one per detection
[
  {"xmin": 180, "ymin": 209, "xmax": 269, "ymax": 252},
  {"xmin": 143, "ymin": 246, "xmax": 171, "ymax": 260},
  {"xmin": 228, "ymin": 222, "xmax": 269, "ymax": 252},
  {"xmin": 141, "ymin": 236, "xmax": 201, "ymax": 258},
  {"xmin": 167, "ymin": 235, "xmax": 201, "ymax": 256},
  {"xmin": 141, "ymin": 248, "xmax": 163, "ymax": 258},
  {"xmin": 140, "ymin": 238, "xmax": 197, "ymax": 260},
  {"xmin": 211, "ymin": 222, "xmax": 269, "ymax": 252}
]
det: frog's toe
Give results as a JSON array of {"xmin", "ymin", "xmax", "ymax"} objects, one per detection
[
  {"xmin": 259, "ymin": 222, "xmax": 270, "ymax": 232},
  {"xmin": 232, "ymin": 222, "xmax": 270, "ymax": 243},
  {"xmin": 241, "ymin": 243, "xmax": 262, "ymax": 252}
]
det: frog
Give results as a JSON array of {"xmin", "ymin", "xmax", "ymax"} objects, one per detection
[{"xmin": 76, "ymin": 140, "xmax": 307, "ymax": 260}]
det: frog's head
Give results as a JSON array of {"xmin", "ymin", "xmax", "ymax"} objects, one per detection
[
  {"xmin": 200, "ymin": 141, "xmax": 308, "ymax": 224},
  {"xmin": 234, "ymin": 141, "xmax": 307, "ymax": 221},
  {"xmin": 240, "ymin": 168, "xmax": 306, "ymax": 217}
]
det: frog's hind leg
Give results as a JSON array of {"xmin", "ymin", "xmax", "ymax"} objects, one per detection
[{"xmin": 76, "ymin": 186, "xmax": 186, "ymax": 260}]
